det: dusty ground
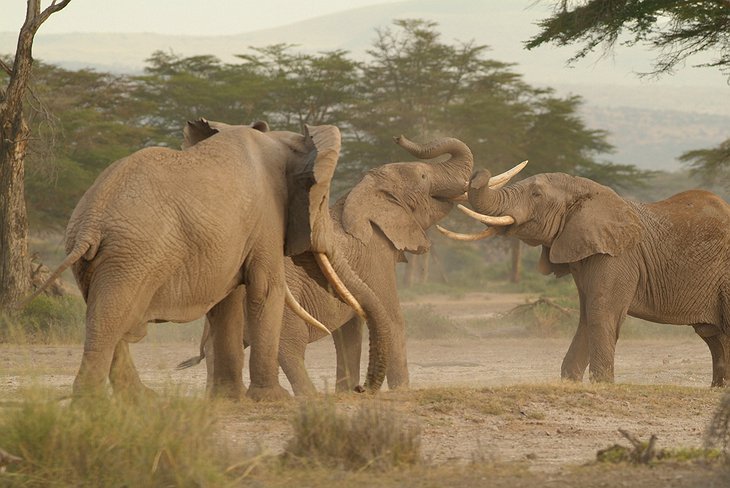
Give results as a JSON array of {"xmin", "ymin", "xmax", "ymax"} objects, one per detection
[{"xmin": 2, "ymin": 291, "xmax": 729, "ymax": 485}]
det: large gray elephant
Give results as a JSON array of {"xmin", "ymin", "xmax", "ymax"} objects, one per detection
[
  {"xmin": 440, "ymin": 170, "xmax": 730, "ymax": 386},
  {"xmin": 29, "ymin": 119, "xmax": 392, "ymax": 401},
  {"xmin": 182, "ymin": 136, "xmax": 526, "ymax": 395}
]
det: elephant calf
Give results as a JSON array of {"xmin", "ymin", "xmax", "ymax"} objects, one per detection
[{"xmin": 441, "ymin": 170, "xmax": 730, "ymax": 387}]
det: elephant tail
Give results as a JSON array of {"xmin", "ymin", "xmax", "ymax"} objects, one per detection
[
  {"xmin": 16, "ymin": 240, "xmax": 95, "ymax": 309},
  {"xmin": 176, "ymin": 355, "xmax": 204, "ymax": 370}
]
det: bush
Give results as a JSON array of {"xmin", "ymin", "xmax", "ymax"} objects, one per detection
[
  {"xmin": 0, "ymin": 389, "xmax": 230, "ymax": 487},
  {"xmin": 0, "ymin": 295, "xmax": 86, "ymax": 344},
  {"xmin": 284, "ymin": 399, "xmax": 421, "ymax": 471}
]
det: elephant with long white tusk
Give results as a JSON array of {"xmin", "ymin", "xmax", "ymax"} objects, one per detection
[
  {"xmin": 26, "ymin": 119, "xmax": 393, "ymax": 401},
  {"xmin": 441, "ymin": 167, "xmax": 730, "ymax": 387}
]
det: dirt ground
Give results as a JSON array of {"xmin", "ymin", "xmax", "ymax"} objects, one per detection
[{"xmin": 2, "ymin": 291, "xmax": 729, "ymax": 484}]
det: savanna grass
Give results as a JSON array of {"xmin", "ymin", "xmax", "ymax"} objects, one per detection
[
  {"xmin": 0, "ymin": 389, "xmax": 231, "ymax": 487},
  {"xmin": 0, "ymin": 295, "xmax": 85, "ymax": 344},
  {"xmin": 284, "ymin": 399, "xmax": 421, "ymax": 471}
]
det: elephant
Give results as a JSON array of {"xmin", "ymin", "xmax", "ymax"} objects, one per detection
[
  {"xmin": 181, "ymin": 136, "xmax": 526, "ymax": 395},
  {"xmin": 439, "ymin": 169, "xmax": 730, "ymax": 386},
  {"xmin": 28, "ymin": 119, "xmax": 393, "ymax": 401}
]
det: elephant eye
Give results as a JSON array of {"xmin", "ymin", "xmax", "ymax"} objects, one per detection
[
  {"xmin": 421, "ymin": 174, "xmax": 426, "ymax": 179},
  {"xmin": 532, "ymin": 190, "xmax": 542, "ymax": 198}
]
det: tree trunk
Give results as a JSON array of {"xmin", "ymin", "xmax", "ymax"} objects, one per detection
[
  {"xmin": 0, "ymin": 113, "xmax": 31, "ymax": 309},
  {"xmin": 0, "ymin": 0, "xmax": 72, "ymax": 310},
  {"xmin": 509, "ymin": 238, "xmax": 522, "ymax": 284}
]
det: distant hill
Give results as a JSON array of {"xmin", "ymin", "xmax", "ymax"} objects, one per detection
[{"xmin": 1, "ymin": 0, "xmax": 728, "ymax": 171}]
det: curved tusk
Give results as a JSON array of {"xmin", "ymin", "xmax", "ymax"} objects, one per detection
[
  {"xmin": 314, "ymin": 252, "xmax": 367, "ymax": 320},
  {"xmin": 435, "ymin": 224, "xmax": 500, "ymax": 241},
  {"xmin": 457, "ymin": 204, "xmax": 515, "ymax": 226},
  {"xmin": 488, "ymin": 160, "xmax": 528, "ymax": 189},
  {"xmin": 285, "ymin": 285, "xmax": 331, "ymax": 335}
]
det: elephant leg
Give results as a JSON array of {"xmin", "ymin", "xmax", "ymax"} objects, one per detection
[
  {"xmin": 208, "ymin": 286, "xmax": 246, "ymax": 400},
  {"xmin": 279, "ymin": 312, "xmax": 316, "ymax": 396},
  {"xmin": 244, "ymin": 259, "xmax": 290, "ymax": 401},
  {"xmin": 386, "ymin": 306, "xmax": 409, "ymax": 390},
  {"xmin": 109, "ymin": 338, "xmax": 156, "ymax": 401},
  {"xmin": 561, "ymin": 286, "xmax": 590, "ymax": 381},
  {"xmin": 74, "ymin": 286, "xmax": 150, "ymax": 397},
  {"xmin": 586, "ymin": 306, "xmax": 627, "ymax": 383},
  {"xmin": 693, "ymin": 324, "xmax": 727, "ymax": 387},
  {"xmin": 333, "ymin": 316, "xmax": 363, "ymax": 392}
]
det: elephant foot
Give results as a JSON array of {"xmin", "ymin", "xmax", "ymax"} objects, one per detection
[
  {"xmin": 246, "ymin": 384, "xmax": 291, "ymax": 402},
  {"xmin": 113, "ymin": 383, "xmax": 157, "ymax": 404},
  {"xmin": 711, "ymin": 378, "xmax": 727, "ymax": 388},
  {"xmin": 211, "ymin": 383, "xmax": 246, "ymax": 401}
]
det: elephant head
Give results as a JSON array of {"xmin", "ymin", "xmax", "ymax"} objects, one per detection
[
  {"xmin": 341, "ymin": 136, "xmax": 475, "ymax": 256},
  {"xmin": 440, "ymin": 169, "xmax": 642, "ymax": 274}
]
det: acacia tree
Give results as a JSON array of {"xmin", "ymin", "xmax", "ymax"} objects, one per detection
[
  {"xmin": 527, "ymin": 0, "xmax": 730, "ymax": 185},
  {"xmin": 526, "ymin": 0, "xmax": 730, "ymax": 78},
  {"xmin": 0, "ymin": 0, "xmax": 71, "ymax": 309}
]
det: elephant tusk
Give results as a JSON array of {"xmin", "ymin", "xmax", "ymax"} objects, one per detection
[
  {"xmin": 488, "ymin": 160, "xmax": 528, "ymax": 189},
  {"xmin": 313, "ymin": 252, "xmax": 367, "ymax": 320},
  {"xmin": 435, "ymin": 224, "xmax": 500, "ymax": 241},
  {"xmin": 457, "ymin": 204, "xmax": 515, "ymax": 226},
  {"xmin": 285, "ymin": 285, "xmax": 331, "ymax": 335}
]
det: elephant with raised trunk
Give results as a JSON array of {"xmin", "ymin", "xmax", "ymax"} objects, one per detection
[
  {"xmin": 30, "ymin": 119, "xmax": 390, "ymax": 401},
  {"xmin": 440, "ymin": 170, "xmax": 730, "ymax": 386},
  {"xmin": 182, "ymin": 136, "xmax": 526, "ymax": 395}
]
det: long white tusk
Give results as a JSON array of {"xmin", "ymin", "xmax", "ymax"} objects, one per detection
[
  {"xmin": 314, "ymin": 252, "xmax": 367, "ymax": 320},
  {"xmin": 457, "ymin": 204, "xmax": 515, "ymax": 226},
  {"xmin": 285, "ymin": 285, "xmax": 331, "ymax": 335},
  {"xmin": 488, "ymin": 160, "xmax": 528, "ymax": 189},
  {"xmin": 435, "ymin": 225, "xmax": 500, "ymax": 241}
]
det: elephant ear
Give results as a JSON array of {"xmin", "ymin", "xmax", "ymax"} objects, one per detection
[
  {"xmin": 549, "ymin": 184, "xmax": 642, "ymax": 264},
  {"xmin": 285, "ymin": 124, "xmax": 341, "ymax": 256},
  {"xmin": 341, "ymin": 175, "xmax": 430, "ymax": 254},
  {"xmin": 538, "ymin": 246, "xmax": 571, "ymax": 277},
  {"xmin": 182, "ymin": 118, "xmax": 230, "ymax": 149}
]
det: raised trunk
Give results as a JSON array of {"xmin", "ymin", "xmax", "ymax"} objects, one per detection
[
  {"xmin": 0, "ymin": 115, "xmax": 31, "ymax": 309},
  {"xmin": 329, "ymin": 252, "xmax": 392, "ymax": 392},
  {"xmin": 395, "ymin": 136, "xmax": 474, "ymax": 197}
]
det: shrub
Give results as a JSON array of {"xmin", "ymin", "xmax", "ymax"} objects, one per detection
[
  {"xmin": 284, "ymin": 399, "xmax": 421, "ymax": 471},
  {"xmin": 0, "ymin": 389, "xmax": 230, "ymax": 487},
  {"xmin": 0, "ymin": 295, "xmax": 85, "ymax": 344}
]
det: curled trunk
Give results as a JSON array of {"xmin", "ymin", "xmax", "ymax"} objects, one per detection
[{"xmin": 395, "ymin": 136, "xmax": 474, "ymax": 196}]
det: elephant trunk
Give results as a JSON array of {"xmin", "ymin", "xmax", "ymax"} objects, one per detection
[
  {"xmin": 467, "ymin": 169, "xmax": 512, "ymax": 216},
  {"xmin": 395, "ymin": 136, "xmax": 474, "ymax": 197},
  {"xmin": 328, "ymin": 251, "xmax": 392, "ymax": 392}
]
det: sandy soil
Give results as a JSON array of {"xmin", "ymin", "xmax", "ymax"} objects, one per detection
[{"xmin": 1, "ymin": 291, "xmax": 727, "ymax": 478}]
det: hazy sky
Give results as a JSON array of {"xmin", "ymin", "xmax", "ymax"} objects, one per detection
[{"xmin": 1, "ymin": 0, "xmax": 405, "ymax": 35}]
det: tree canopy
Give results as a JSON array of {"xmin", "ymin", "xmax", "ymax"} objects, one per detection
[
  {"xmin": 14, "ymin": 18, "xmax": 649, "ymax": 231},
  {"xmin": 526, "ymin": 0, "xmax": 730, "ymax": 79}
]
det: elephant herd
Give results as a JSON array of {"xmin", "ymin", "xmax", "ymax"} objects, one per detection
[{"xmin": 30, "ymin": 118, "xmax": 730, "ymax": 401}]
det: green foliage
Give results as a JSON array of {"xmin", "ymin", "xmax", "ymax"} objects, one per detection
[
  {"xmin": 680, "ymin": 138, "xmax": 730, "ymax": 190},
  {"xmin": 284, "ymin": 399, "xmax": 421, "ymax": 471},
  {"xmin": 526, "ymin": 0, "xmax": 730, "ymax": 79},
  {"xmin": 0, "ymin": 295, "xmax": 85, "ymax": 344},
  {"xmin": 0, "ymin": 390, "xmax": 230, "ymax": 487}
]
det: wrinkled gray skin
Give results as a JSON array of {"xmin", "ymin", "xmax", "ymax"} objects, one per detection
[
  {"xmin": 40, "ymin": 119, "xmax": 394, "ymax": 401},
  {"xmin": 466, "ymin": 170, "xmax": 730, "ymax": 386},
  {"xmin": 193, "ymin": 136, "xmax": 474, "ymax": 395}
]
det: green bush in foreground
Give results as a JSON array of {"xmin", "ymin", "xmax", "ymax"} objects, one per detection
[
  {"xmin": 0, "ymin": 295, "xmax": 85, "ymax": 344},
  {"xmin": 284, "ymin": 399, "xmax": 421, "ymax": 471},
  {"xmin": 0, "ymin": 390, "xmax": 229, "ymax": 487}
]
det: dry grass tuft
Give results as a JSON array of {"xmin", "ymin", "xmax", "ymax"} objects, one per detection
[
  {"xmin": 284, "ymin": 399, "xmax": 421, "ymax": 471},
  {"xmin": 0, "ymin": 388, "xmax": 230, "ymax": 487},
  {"xmin": 706, "ymin": 392, "xmax": 730, "ymax": 462}
]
